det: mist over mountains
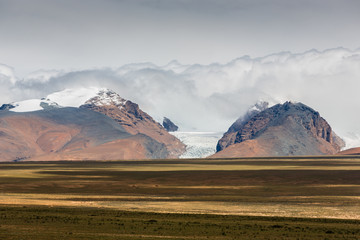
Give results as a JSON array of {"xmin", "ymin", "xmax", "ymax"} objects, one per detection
[{"xmin": 1, "ymin": 48, "xmax": 360, "ymax": 148}]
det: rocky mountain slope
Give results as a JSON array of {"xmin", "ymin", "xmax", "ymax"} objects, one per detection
[
  {"xmin": 79, "ymin": 89, "xmax": 185, "ymax": 158},
  {"xmin": 213, "ymin": 101, "xmax": 345, "ymax": 158},
  {"xmin": 0, "ymin": 88, "xmax": 185, "ymax": 161},
  {"xmin": 216, "ymin": 101, "xmax": 269, "ymax": 152},
  {"xmin": 0, "ymin": 108, "xmax": 168, "ymax": 161}
]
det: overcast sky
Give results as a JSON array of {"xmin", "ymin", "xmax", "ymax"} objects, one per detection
[
  {"xmin": 1, "ymin": 0, "xmax": 359, "ymax": 76},
  {"xmin": 1, "ymin": 0, "xmax": 360, "ymax": 147}
]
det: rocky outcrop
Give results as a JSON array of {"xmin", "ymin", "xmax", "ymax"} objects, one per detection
[
  {"xmin": 214, "ymin": 101, "xmax": 344, "ymax": 157},
  {"xmin": 163, "ymin": 117, "xmax": 179, "ymax": 132},
  {"xmin": 80, "ymin": 90, "xmax": 185, "ymax": 158},
  {"xmin": 0, "ymin": 104, "xmax": 15, "ymax": 111}
]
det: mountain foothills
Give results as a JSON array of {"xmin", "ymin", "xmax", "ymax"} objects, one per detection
[
  {"xmin": 0, "ymin": 88, "xmax": 185, "ymax": 162},
  {"xmin": 213, "ymin": 101, "xmax": 345, "ymax": 158}
]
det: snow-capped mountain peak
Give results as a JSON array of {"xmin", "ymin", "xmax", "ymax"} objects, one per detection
[
  {"xmin": 1, "ymin": 87, "xmax": 128, "ymax": 113},
  {"xmin": 83, "ymin": 88, "xmax": 127, "ymax": 107},
  {"xmin": 47, "ymin": 87, "xmax": 127, "ymax": 108}
]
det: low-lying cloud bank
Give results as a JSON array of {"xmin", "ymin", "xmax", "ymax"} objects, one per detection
[{"xmin": 1, "ymin": 47, "xmax": 360, "ymax": 148}]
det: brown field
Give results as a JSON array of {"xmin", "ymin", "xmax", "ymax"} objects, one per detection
[{"xmin": 1, "ymin": 156, "xmax": 360, "ymax": 219}]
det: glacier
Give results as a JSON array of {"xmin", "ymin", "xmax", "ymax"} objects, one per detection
[{"xmin": 170, "ymin": 132, "xmax": 223, "ymax": 158}]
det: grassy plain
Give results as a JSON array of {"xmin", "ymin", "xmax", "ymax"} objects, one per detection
[
  {"xmin": 1, "ymin": 156, "xmax": 360, "ymax": 239},
  {"xmin": 1, "ymin": 206, "xmax": 360, "ymax": 240}
]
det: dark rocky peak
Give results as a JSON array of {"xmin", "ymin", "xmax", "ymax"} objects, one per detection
[
  {"xmin": 256, "ymin": 101, "xmax": 332, "ymax": 141},
  {"xmin": 217, "ymin": 101, "xmax": 343, "ymax": 153},
  {"xmin": 235, "ymin": 101, "xmax": 333, "ymax": 144},
  {"xmin": 163, "ymin": 117, "xmax": 179, "ymax": 132}
]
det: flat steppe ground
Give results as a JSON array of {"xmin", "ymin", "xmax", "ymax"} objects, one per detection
[{"xmin": 1, "ymin": 156, "xmax": 360, "ymax": 239}]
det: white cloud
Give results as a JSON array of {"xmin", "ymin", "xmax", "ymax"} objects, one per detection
[
  {"xmin": 0, "ymin": 63, "xmax": 17, "ymax": 84},
  {"xmin": 0, "ymin": 63, "xmax": 18, "ymax": 104},
  {"xmin": 1, "ymin": 47, "xmax": 360, "ymax": 148},
  {"xmin": 24, "ymin": 69, "xmax": 64, "ymax": 83}
]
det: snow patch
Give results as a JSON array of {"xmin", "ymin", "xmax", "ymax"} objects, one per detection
[
  {"xmin": 9, "ymin": 99, "xmax": 58, "ymax": 112},
  {"xmin": 4, "ymin": 87, "xmax": 128, "ymax": 113},
  {"xmin": 47, "ymin": 87, "xmax": 103, "ymax": 107}
]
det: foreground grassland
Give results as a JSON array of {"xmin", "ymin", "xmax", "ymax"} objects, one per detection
[
  {"xmin": 1, "ymin": 156, "xmax": 360, "ymax": 238},
  {"xmin": 1, "ymin": 206, "xmax": 360, "ymax": 240}
]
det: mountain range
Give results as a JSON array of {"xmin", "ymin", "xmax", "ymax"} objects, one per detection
[{"xmin": 1, "ymin": 87, "xmax": 358, "ymax": 161}]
